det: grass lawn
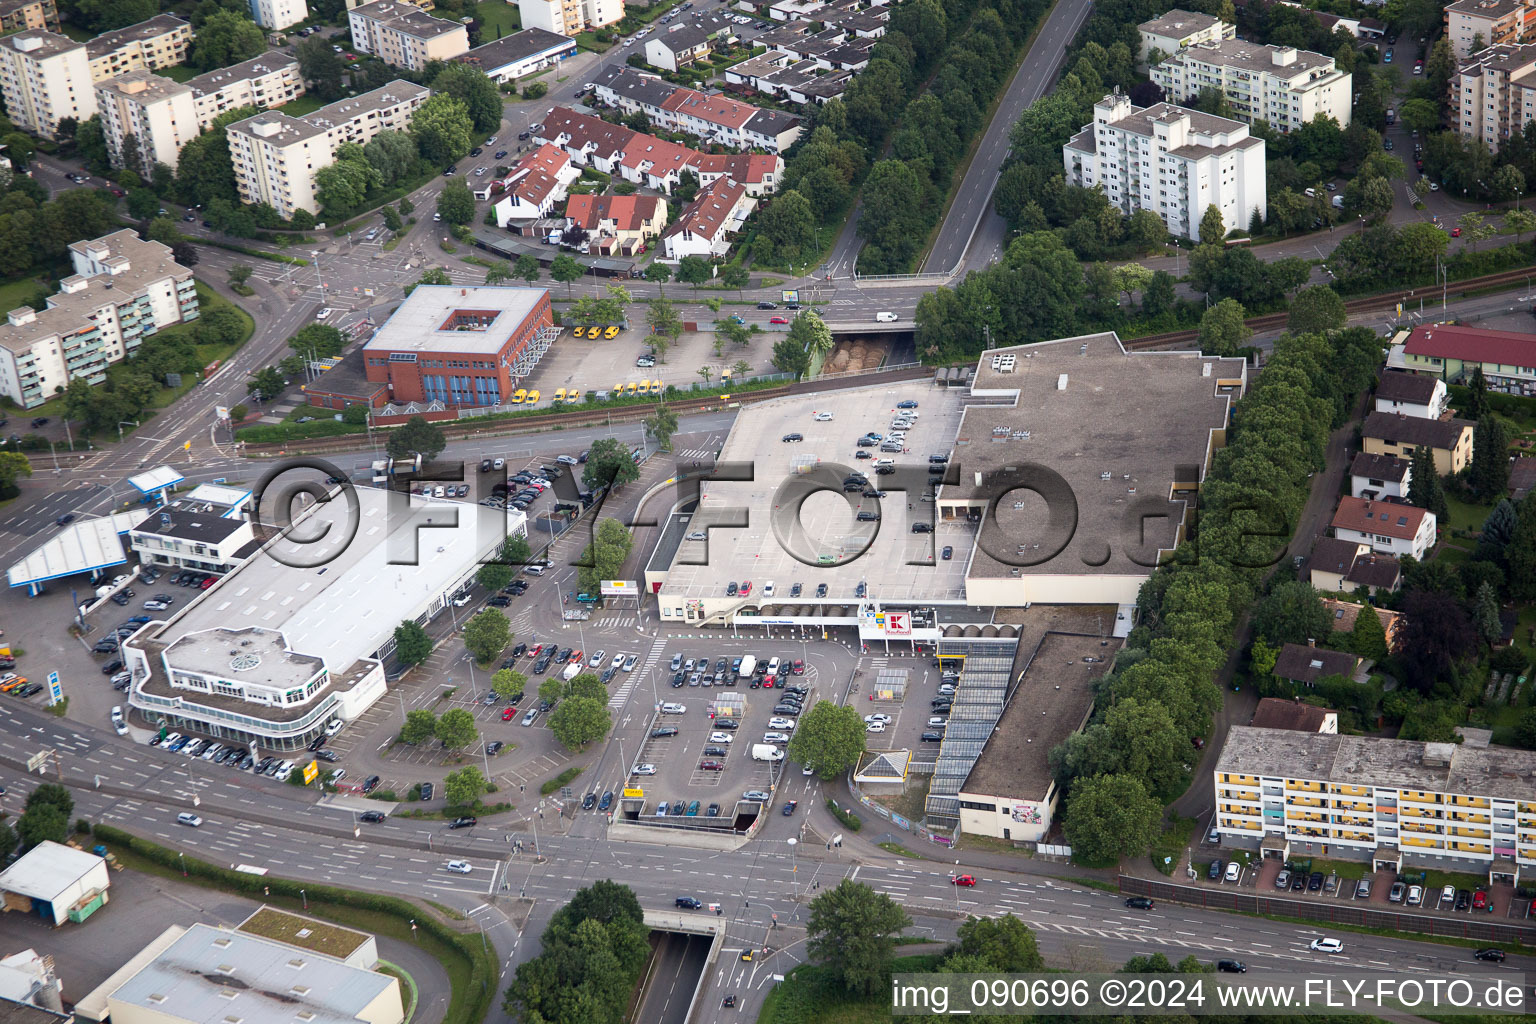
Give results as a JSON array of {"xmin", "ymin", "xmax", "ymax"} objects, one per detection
[
  {"xmin": 1309, "ymin": 857, "xmax": 1368, "ymax": 880},
  {"xmin": 574, "ymin": 30, "xmax": 614, "ymax": 51},
  {"xmin": 474, "ymin": 0, "xmax": 521, "ymax": 38},
  {"xmin": 0, "ymin": 276, "xmax": 48, "ymax": 317},
  {"xmin": 154, "ymin": 65, "xmax": 199, "ymax": 83},
  {"xmin": 276, "ymin": 93, "xmax": 328, "ymax": 117},
  {"xmin": 1421, "ymin": 867, "xmax": 1490, "ymax": 893},
  {"xmin": 1442, "ymin": 492, "xmax": 1491, "ymax": 534},
  {"xmin": 759, "ymin": 957, "xmax": 946, "ymax": 1024}
]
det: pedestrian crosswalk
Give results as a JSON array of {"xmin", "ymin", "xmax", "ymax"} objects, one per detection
[
  {"xmin": 597, "ymin": 615, "xmax": 640, "ymax": 629},
  {"xmin": 674, "ymin": 449, "xmax": 715, "ymax": 460},
  {"xmin": 610, "ymin": 637, "xmax": 667, "ymax": 709}
]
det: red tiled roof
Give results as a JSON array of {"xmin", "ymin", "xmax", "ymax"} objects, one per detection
[
  {"xmin": 1331, "ymin": 496, "xmax": 1428, "ymax": 542},
  {"xmin": 692, "ymin": 151, "xmax": 778, "ymax": 183},
  {"xmin": 1403, "ymin": 323, "xmax": 1536, "ymax": 369},
  {"xmin": 564, "ymin": 193, "xmax": 662, "ymax": 230},
  {"xmin": 505, "ymin": 143, "xmax": 570, "ymax": 206},
  {"xmin": 660, "ymin": 86, "xmax": 757, "ymax": 129},
  {"xmin": 1250, "ymin": 697, "xmax": 1333, "ymax": 732},
  {"xmin": 621, "ymin": 133, "xmax": 695, "ymax": 177},
  {"xmin": 663, "ymin": 177, "xmax": 747, "ymax": 241}
]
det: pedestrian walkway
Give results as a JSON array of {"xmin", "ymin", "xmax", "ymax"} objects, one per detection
[
  {"xmin": 674, "ymin": 448, "xmax": 715, "ymax": 460},
  {"xmin": 610, "ymin": 637, "xmax": 667, "ymax": 709}
]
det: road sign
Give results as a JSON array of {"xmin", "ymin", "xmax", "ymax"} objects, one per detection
[
  {"xmin": 623, "ymin": 787, "xmax": 644, "ymax": 798},
  {"xmin": 302, "ymin": 761, "xmax": 319, "ymax": 784},
  {"xmin": 25, "ymin": 752, "xmax": 48, "ymax": 773},
  {"xmin": 600, "ymin": 580, "xmax": 636, "ymax": 596},
  {"xmin": 45, "ymin": 671, "xmax": 61, "ymax": 707}
]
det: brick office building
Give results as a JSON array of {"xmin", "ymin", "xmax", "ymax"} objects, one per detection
[{"xmin": 309, "ymin": 286, "xmax": 557, "ymax": 418}]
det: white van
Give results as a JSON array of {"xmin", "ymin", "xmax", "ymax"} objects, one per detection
[
  {"xmin": 875, "ymin": 312, "xmax": 897, "ymax": 323},
  {"xmin": 874, "ymin": 458, "xmax": 895, "ymax": 467}
]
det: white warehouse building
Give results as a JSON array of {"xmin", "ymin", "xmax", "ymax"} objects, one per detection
[{"xmin": 1064, "ymin": 88, "xmax": 1266, "ymax": 241}]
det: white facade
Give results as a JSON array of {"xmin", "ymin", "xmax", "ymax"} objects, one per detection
[
  {"xmin": 1150, "ymin": 39, "xmax": 1352, "ymax": 132},
  {"xmin": 95, "ymin": 70, "xmax": 199, "ymax": 173},
  {"xmin": 188, "ymin": 51, "xmax": 305, "ymax": 130},
  {"xmin": 1137, "ymin": 8, "xmax": 1234, "ymax": 64},
  {"xmin": 0, "ymin": 232, "xmax": 196, "ymax": 408},
  {"xmin": 1350, "ymin": 466, "xmax": 1410, "ymax": 500},
  {"xmin": 1452, "ymin": 43, "xmax": 1536, "ymax": 153},
  {"xmin": 0, "ymin": 29, "xmax": 97, "ymax": 139},
  {"xmin": 1375, "ymin": 377, "xmax": 1448, "ymax": 419},
  {"xmin": 518, "ymin": 0, "xmax": 620, "ymax": 35},
  {"xmin": 1332, "ymin": 498, "xmax": 1436, "ymax": 560},
  {"xmin": 1063, "ymin": 90, "xmax": 1266, "ymax": 241},
  {"xmin": 348, "ymin": 0, "xmax": 470, "ymax": 70},
  {"xmin": 661, "ymin": 178, "xmax": 753, "ymax": 259},
  {"xmin": 0, "ymin": 843, "xmax": 110, "ymax": 927},
  {"xmin": 249, "ymin": 0, "xmax": 308, "ymax": 30}
]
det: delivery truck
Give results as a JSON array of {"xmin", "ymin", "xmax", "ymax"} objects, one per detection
[
  {"xmin": 562, "ymin": 662, "xmax": 581, "ymax": 682},
  {"xmin": 751, "ymin": 743, "xmax": 785, "ymax": 761},
  {"xmin": 737, "ymin": 655, "xmax": 757, "ymax": 681}
]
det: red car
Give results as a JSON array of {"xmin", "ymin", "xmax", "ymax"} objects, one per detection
[
  {"xmin": 569, "ymin": 649, "xmax": 583, "ymax": 664},
  {"xmin": 200, "ymin": 576, "xmax": 217, "ymax": 588},
  {"xmin": 699, "ymin": 760, "xmax": 723, "ymax": 771},
  {"xmin": 502, "ymin": 708, "xmax": 516, "ymax": 721},
  {"xmin": 108, "ymin": 187, "xmax": 126, "ymax": 197},
  {"xmin": 792, "ymin": 659, "xmax": 805, "ymax": 675},
  {"xmin": 1451, "ymin": 227, "xmax": 1462, "ymax": 237},
  {"xmin": 1472, "ymin": 890, "xmax": 1490, "ymax": 912},
  {"xmin": 769, "ymin": 316, "xmax": 789, "ymax": 324},
  {"xmin": 952, "ymin": 874, "xmax": 976, "ymax": 887},
  {"xmin": 740, "ymin": 581, "xmax": 752, "ymax": 595},
  {"xmin": 529, "ymin": 644, "xmax": 544, "ymax": 658}
]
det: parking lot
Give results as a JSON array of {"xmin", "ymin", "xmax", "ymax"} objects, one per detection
[
  {"xmin": 520, "ymin": 326, "xmax": 781, "ymax": 405},
  {"xmin": 668, "ymin": 384, "xmax": 972, "ymax": 606},
  {"xmin": 1196, "ymin": 838, "xmax": 1529, "ymax": 921},
  {"xmin": 859, "ymin": 657, "xmax": 951, "ymax": 754},
  {"xmin": 620, "ymin": 648, "xmax": 815, "ymax": 825}
]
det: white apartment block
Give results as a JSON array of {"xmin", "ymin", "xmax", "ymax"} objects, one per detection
[
  {"xmin": 85, "ymin": 14, "xmax": 191, "ymax": 82},
  {"xmin": 1150, "ymin": 39, "xmax": 1352, "ymax": 132},
  {"xmin": 95, "ymin": 70, "xmax": 199, "ymax": 174},
  {"xmin": 1452, "ymin": 42, "xmax": 1536, "ymax": 153},
  {"xmin": 1216, "ymin": 726, "xmax": 1536, "ymax": 875},
  {"xmin": 249, "ymin": 0, "xmax": 308, "ymax": 30},
  {"xmin": 1445, "ymin": 0, "xmax": 1535, "ymax": 59},
  {"xmin": 0, "ymin": 29, "xmax": 97, "ymax": 140},
  {"xmin": 186, "ymin": 51, "xmax": 304, "ymax": 130},
  {"xmin": 518, "ymin": 0, "xmax": 621, "ymax": 37},
  {"xmin": 228, "ymin": 81, "xmax": 429, "ymax": 218},
  {"xmin": 1063, "ymin": 90, "xmax": 1266, "ymax": 242},
  {"xmin": 348, "ymin": 0, "xmax": 469, "ymax": 70},
  {"xmin": 1137, "ymin": 8, "xmax": 1234, "ymax": 64},
  {"xmin": 0, "ymin": 231, "xmax": 197, "ymax": 408}
]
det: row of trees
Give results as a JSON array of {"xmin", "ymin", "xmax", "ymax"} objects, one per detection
[
  {"xmin": 504, "ymin": 881, "xmax": 649, "ymax": 1024},
  {"xmin": 1054, "ymin": 323, "xmax": 1384, "ymax": 864},
  {"xmin": 400, "ymin": 707, "xmax": 479, "ymax": 750}
]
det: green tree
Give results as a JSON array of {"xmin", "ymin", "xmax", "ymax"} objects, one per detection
[
  {"xmin": 955, "ymin": 915, "xmax": 1043, "ymax": 971},
  {"xmin": 643, "ymin": 261, "xmax": 671, "ymax": 295},
  {"xmin": 785, "ymin": 309, "xmax": 834, "ymax": 362},
  {"xmin": 646, "ymin": 295, "xmax": 682, "ymax": 345},
  {"xmin": 576, "ymin": 517, "xmax": 634, "ymax": 595},
  {"xmin": 443, "ymin": 765, "xmax": 487, "ymax": 806},
  {"xmin": 1397, "ymin": 98, "xmax": 1440, "ymax": 137},
  {"xmin": 411, "ymin": 94, "xmax": 475, "ymax": 166},
  {"xmin": 385, "ymin": 414, "xmax": 446, "ymax": 462},
  {"xmin": 1470, "ymin": 415, "xmax": 1511, "ymax": 501},
  {"xmin": 1474, "ymin": 580, "xmax": 1503, "ymax": 645},
  {"xmin": 15, "ymin": 804, "xmax": 67, "ymax": 852},
  {"xmin": 570, "ymin": 673, "xmax": 605, "ymax": 703},
  {"xmin": 228, "ymin": 263, "xmax": 253, "ymax": 288},
  {"xmin": 1252, "ymin": 580, "xmax": 1331, "ymax": 647},
  {"xmin": 1503, "ymin": 207, "xmax": 1536, "ymax": 243},
  {"xmin": 1349, "ymin": 604, "xmax": 1389, "ymax": 661},
  {"xmin": 405, "ymin": 267, "xmax": 451, "ymax": 297},
  {"xmin": 786, "ymin": 701, "xmax": 866, "ymax": 778},
  {"xmin": 582, "ymin": 437, "xmax": 640, "ymax": 491},
  {"xmin": 537, "ymin": 677, "xmax": 563, "ymax": 706},
  {"xmin": 289, "ymin": 323, "xmax": 346, "ymax": 359},
  {"xmin": 1287, "ymin": 285, "xmax": 1346, "ymax": 334},
  {"xmin": 477, "ymin": 560, "xmax": 514, "ymax": 592},
  {"xmin": 0, "ymin": 451, "xmax": 33, "ymax": 497},
  {"xmin": 1061, "ymin": 773, "xmax": 1162, "ymax": 864},
  {"xmin": 26, "ymin": 783, "xmax": 73, "ymax": 819},
  {"xmin": 315, "ymin": 146, "xmax": 381, "ymax": 217},
  {"xmin": 296, "ymin": 35, "xmax": 345, "ymax": 101},
  {"xmin": 429, "ymin": 64, "xmax": 502, "ymax": 135},
  {"xmin": 394, "ymin": 619, "xmax": 433, "ymax": 667},
  {"xmin": 1198, "ymin": 203, "xmax": 1226, "ymax": 245},
  {"xmin": 515, "ymin": 253, "xmax": 540, "ymax": 284},
  {"xmin": 772, "ymin": 336, "xmax": 810, "ymax": 376},
  {"xmin": 434, "ymin": 707, "xmax": 478, "ymax": 750},
  {"xmin": 126, "ymin": 187, "xmax": 159, "ymax": 220},
  {"xmin": 1196, "ymin": 298, "xmax": 1251, "ymax": 356},
  {"xmin": 1408, "ymin": 446, "xmax": 1449, "ymax": 521},
  {"xmin": 676, "ymin": 254, "xmax": 712, "ymax": 291},
  {"xmin": 806, "ymin": 880, "xmax": 912, "ymax": 997},
  {"xmin": 401, "ymin": 708, "xmax": 438, "ymax": 745},
  {"xmin": 190, "ymin": 9, "xmax": 265, "ymax": 71},
  {"xmin": 363, "ymin": 130, "xmax": 418, "ymax": 187},
  {"xmin": 549, "ymin": 695, "xmax": 612, "ymax": 750},
  {"xmin": 504, "ymin": 882, "xmax": 649, "ymax": 1023},
  {"xmin": 550, "ymin": 253, "xmax": 583, "ymax": 298},
  {"xmin": 463, "ymin": 608, "xmax": 510, "ymax": 663},
  {"xmin": 247, "ymin": 366, "xmax": 284, "ymax": 402},
  {"xmin": 645, "ymin": 404, "xmax": 679, "ymax": 450},
  {"xmin": 484, "ymin": 263, "xmax": 512, "ymax": 285},
  {"xmin": 756, "ymin": 189, "xmax": 817, "ymax": 266},
  {"xmin": 719, "ymin": 264, "xmax": 749, "ymax": 298},
  {"xmin": 437, "ymin": 180, "xmax": 476, "ymax": 225},
  {"xmin": 492, "ymin": 669, "xmax": 526, "ymax": 701},
  {"xmin": 0, "ymin": 822, "xmax": 16, "ymax": 858}
]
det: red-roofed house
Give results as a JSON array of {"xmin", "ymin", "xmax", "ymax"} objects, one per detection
[
  {"xmin": 1330, "ymin": 496, "xmax": 1436, "ymax": 560},
  {"xmin": 1392, "ymin": 322, "xmax": 1536, "ymax": 396},
  {"xmin": 491, "ymin": 143, "xmax": 579, "ymax": 225},
  {"xmin": 658, "ymin": 86, "xmax": 803, "ymax": 151},
  {"xmin": 537, "ymin": 106, "xmax": 633, "ymax": 175},
  {"xmin": 662, "ymin": 177, "xmax": 752, "ymax": 259},
  {"xmin": 692, "ymin": 151, "xmax": 782, "ymax": 195},
  {"xmin": 619, "ymin": 133, "xmax": 697, "ymax": 192},
  {"xmin": 564, "ymin": 193, "xmax": 666, "ymax": 252}
]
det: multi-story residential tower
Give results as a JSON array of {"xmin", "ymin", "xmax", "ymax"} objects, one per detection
[
  {"xmin": 94, "ymin": 70, "xmax": 199, "ymax": 173},
  {"xmin": 347, "ymin": 0, "xmax": 469, "ymax": 69},
  {"xmin": 1149, "ymin": 38, "xmax": 1352, "ymax": 131},
  {"xmin": 1451, "ymin": 42, "xmax": 1536, "ymax": 152},
  {"xmin": 517, "ymin": 0, "xmax": 620, "ymax": 37},
  {"xmin": 0, "ymin": 29, "xmax": 97, "ymax": 139}
]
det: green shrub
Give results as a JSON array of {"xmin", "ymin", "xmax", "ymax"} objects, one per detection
[{"xmin": 540, "ymin": 766, "xmax": 583, "ymax": 795}]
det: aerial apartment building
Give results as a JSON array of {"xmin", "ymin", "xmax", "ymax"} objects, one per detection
[
  {"xmin": 227, "ymin": 81, "xmax": 429, "ymax": 218},
  {"xmin": 0, "ymin": 29, "xmax": 97, "ymax": 139},
  {"xmin": 1137, "ymin": 8, "xmax": 1234, "ymax": 63},
  {"xmin": 1451, "ymin": 42, "xmax": 1536, "ymax": 152},
  {"xmin": 1149, "ymin": 39, "xmax": 1352, "ymax": 132},
  {"xmin": 0, "ymin": 232, "xmax": 197, "ymax": 408},
  {"xmin": 1063, "ymin": 88, "xmax": 1266, "ymax": 241},
  {"xmin": 248, "ymin": 0, "xmax": 307, "ymax": 30},
  {"xmin": 347, "ymin": 0, "xmax": 469, "ymax": 70},
  {"xmin": 85, "ymin": 14, "xmax": 191, "ymax": 82},
  {"xmin": 518, "ymin": 0, "xmax": 621, "ymax": 36},
  {"xmin": 186, "ymin": 51, "xmax": 304, "ymax": 130},
  {"xmin": 94, "ymin": 70, "xmax": 199, "ymax": 174},
  {"xmin": 1216, "ymin": 725, "xmax": 1536, "ymax": 876},
  {"xmin": 0, "ymin": 0, "xmax": 59, "ymax": 34},
  {"xmin": 1445, "ymin": 0, "xmax": 1536, "ymax": 58}
]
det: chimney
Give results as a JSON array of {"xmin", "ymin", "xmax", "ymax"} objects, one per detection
[{"xmin": 1307, "ymin": 638, "xmax": 1315, "ymax": 647}]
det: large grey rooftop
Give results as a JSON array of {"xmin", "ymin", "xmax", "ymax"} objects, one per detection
[
  {"xmin": 351, "ymin": 0, "xmax": 466, "ymax": 38},
  {"xmin": 164, "ymin": 626, "xmax": 324, "ymax": 691},
  {"xmin": 1138, "ymin": 8, "xmax": 1223, "ymax": 37},
  {"xmin": 1217, "ymin": 726, "xmax": 1536, "ymax": 800},
  {"xmin": 97, "ymin": 68, "xmax": 193, "ymax": 103},
  {"xmin": 365, "ymin": 284, "xmax": 545, "ymax": 355},
  {"xmin": 1105, "ymin": 99, "xmax": 1252, "ymax": 141},
  {"xmin": 3, "ymin": 29, "xmax": 82, "ymax": 60},
  {"xmin": 107, "ymin": 923, "xmax": 395, "ymax": 1024},
  {"xmin": 185, "ymin": 50, "xmax": 299, "ymax": 96},
  {"xmin": 1159, "ymin": 38, "xmax": 1341, "ymax": 83},
  {"xmin": 951, "ymin": 333, "xmax": 1244, "ymax": 581},
  {"xmin": 229, "ymin": 109, "xmax": 329, "ymax": 145},
  {"xmin": 86, "ymin": 13, "xmax": 188, "ymax": 57},
  {"xmin": 459, "ymin": 26, "xmax": 573, "ymax": 69},
  {"xmin": 306, "ymin": 80, "xmax": 429, "ymax": 130}
]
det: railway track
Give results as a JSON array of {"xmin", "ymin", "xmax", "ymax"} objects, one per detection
[
  {"xmin": 1123, "ymin": 265, "xmax": 1536, "ymax": 350},
  {"xmin": 240, "ymin": 364, "xmax": 934, "ymax": 459}
]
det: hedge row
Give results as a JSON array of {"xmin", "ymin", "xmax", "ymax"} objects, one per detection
[{"xmin": 91, "ymin": 825, "xmax": 497, "ymax": 1024}]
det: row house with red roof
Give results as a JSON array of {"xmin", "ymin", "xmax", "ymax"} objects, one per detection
[
  {"xmin": 1388, "ymin": 321, "xmax": 1536, "ymax": 396},
  {"xmin": 489, "ymin": 143, "xmax": 581, "ymax": 224},
  {"xmin": 563, "ymin": 193, "xmax": 667, "ymax": 254},
  {"xmin": 594, "ymin": 66, "xmax": 804, "ymax": 152},
  {"xmin": 661, "ymin": 178, "xmax": 753, "ymax": 260}
]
